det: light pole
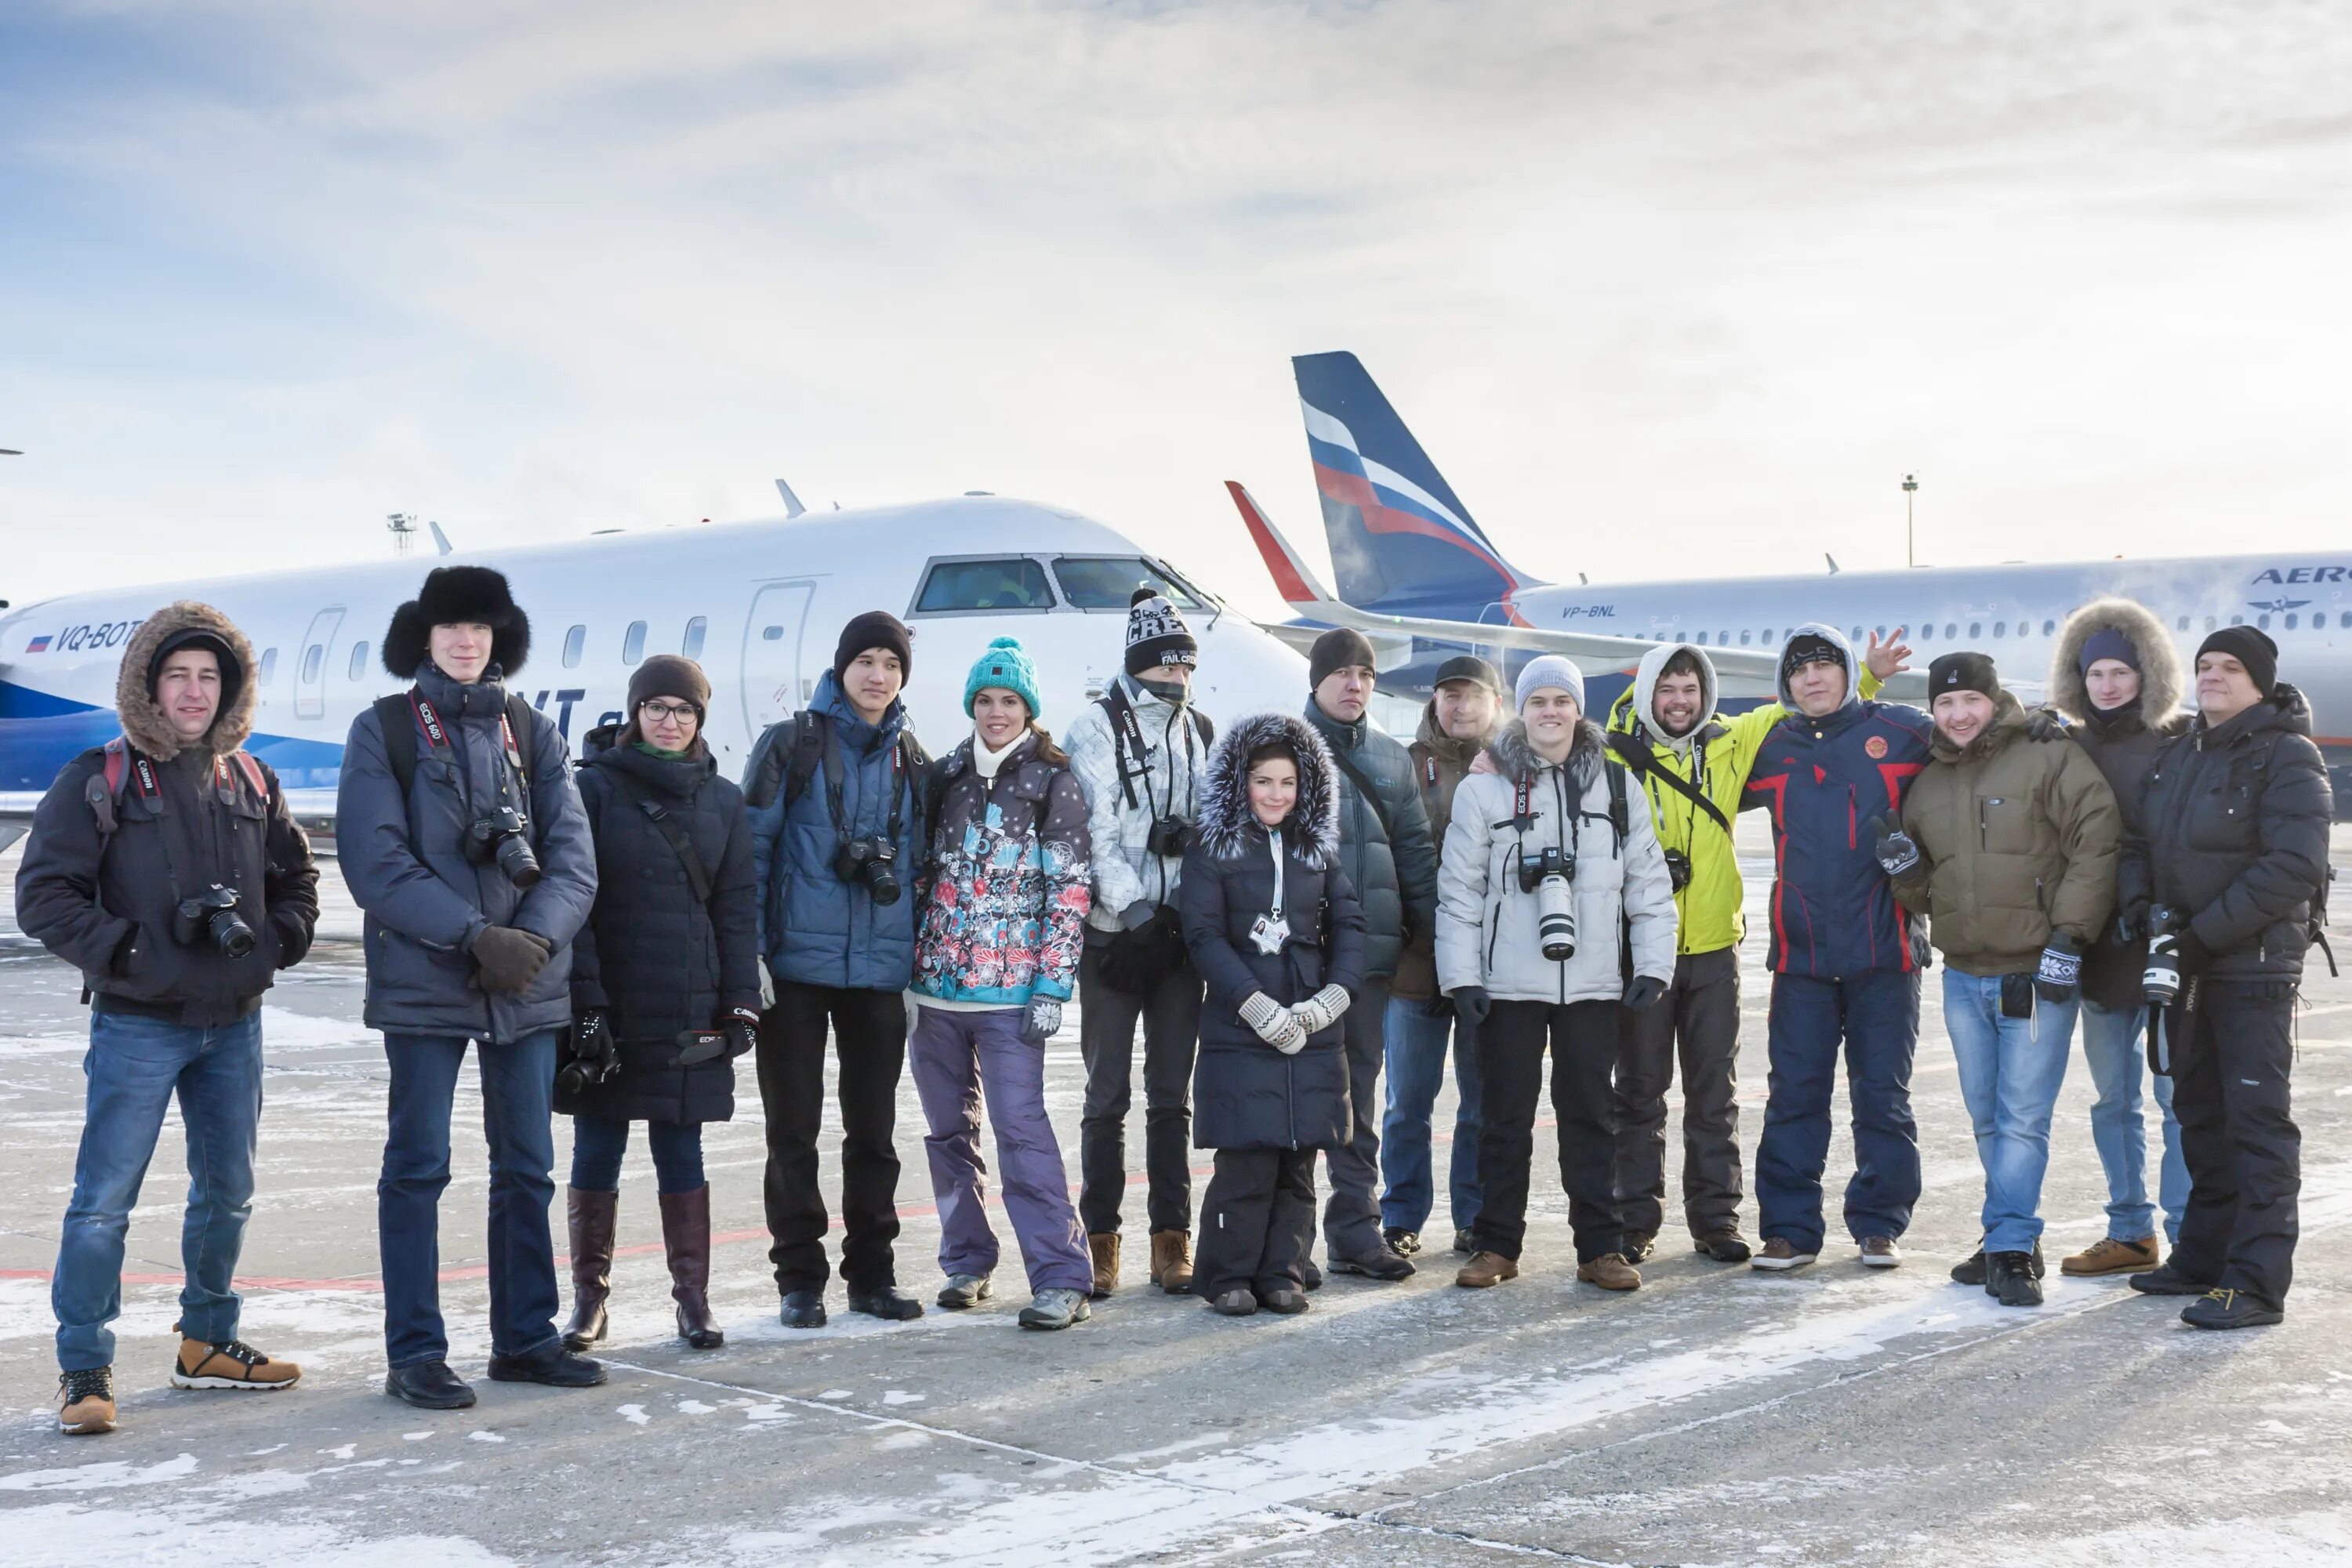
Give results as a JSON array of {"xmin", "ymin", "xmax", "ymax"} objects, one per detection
[{"xmin": 1903, "ymin": 473, "xmax": 1918, "ymax": 567}]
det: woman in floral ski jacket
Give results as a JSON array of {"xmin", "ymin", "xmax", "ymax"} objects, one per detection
[{"xmin": 907, "ymin": 637, "xmax": 1096, "ymax": 1330}]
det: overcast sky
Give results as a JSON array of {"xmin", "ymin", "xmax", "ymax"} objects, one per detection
[{"xmin": 4, "ymin": 0, "xmax": 2348, "ymax": 616}]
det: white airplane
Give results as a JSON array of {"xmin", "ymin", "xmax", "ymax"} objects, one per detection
[{"xmin": 0, "ymin": 494, "xmax": 1312, "ymax": 848}]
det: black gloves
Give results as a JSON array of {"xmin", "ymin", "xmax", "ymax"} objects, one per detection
[
  {"xmin": 1622, "ymin": 975, "xmax": 1668, "ymax": 1010},
  {"xmin": 2034, "ymin": 935, "xmax": 2082, "ymax": 1004},
  {"xmin": 470, "ymin": 925, "xmax": 553, "ymax": 996},
  {"xmin": 1449, "ymin": 985, "xmax": 1492, "ymax": 1026},
  {"xmin": 722, "ymin": 1006, "xmax": 760, "ymax": 1059},
  {"xmin": 2024, "ymin": 705, "xmax": 2074, "ymax": 742},
  {"xmin": 572, "ymin": 1008, "xmax": 618, "ymax": 1074},
  {"xmin": 1870, "ymin": 815, "xmax": 1921, "ymax": 878}
]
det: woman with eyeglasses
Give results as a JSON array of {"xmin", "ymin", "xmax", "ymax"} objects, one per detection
[{"xmin": 555, "ymin": 656, "xmax": 760, "ymax": 1350}]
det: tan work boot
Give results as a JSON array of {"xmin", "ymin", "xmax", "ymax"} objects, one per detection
[
  {"xmin": 170, "ymin": 1331, "xmax": 300, "ymax": 1391},
  {"xmin": 58, "ymin": 1367, "xmax": 115, "ymax": 1435},
  {"xmin": 1577, "ymin": 1253, "xmax": 1642, "ymax": 1291},
  {"xmin": 1149, "ymin": 1229, "xmax": 1193, "ymax": 1294},
  {"xmin": 1088, "ymin": 1232, "xmax": 1121, "ymax": 1299},
  {"xmin": 2063, "ymin": 1234, "xmax": 2159, "ymax": 1276},
  {"xmin": 1455, "ymin": 1250, "xmax": 1519, "ymax": 1288}
]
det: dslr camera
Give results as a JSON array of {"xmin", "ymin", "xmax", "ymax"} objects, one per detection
[
  {"xmin": 554, "ymin": 1011, "xmax": 620, "ymax": 1096},
  {"xmin": 1146, "ymin": 814, "xmax": 1193, "ymax": 858},
  {"xmin": 1663, "ymin": 848, "xmax": 1693, "ymax": 893},
  {"xmin": 172, "ymin": 883, "xmax": 256, "ymax": 959},
  {"xmin": 1518, "ymin": 845, "xmax": 1577, "ymax": 962},
  {"xmin": 464, "ymin": 806, "xmax": 542, "ymax": 888},
  {"xmin": 834, "ymin": 837, "xmax": 902, "ymax": 906},
  {"xmin": 2143, "ymin": 905, "xmax": 2184, "ymax": 1008}
]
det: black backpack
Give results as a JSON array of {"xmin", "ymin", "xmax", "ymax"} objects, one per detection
[
  {"xmin": 742, "ymin": 710, "xmax": 932, "ymax": 835},
  {"xmin": 374, "ymin": 690, "xmax": 538, "ymax": 796}
]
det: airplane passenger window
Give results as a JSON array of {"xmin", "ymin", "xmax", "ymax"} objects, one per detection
[
  {"xmin": 1719, "ymin": 631, "xmax": 1730, "ymax": 646},
  {"xmin": 683, "ymin": 616, "xmax": 708, "ymax": 659},
  {"xmin": 1944, "ymin": 623, "xmax": 1957, "ymax": 639},
  {"xmin": 259, "ymin": 648, "xmax": 278, "ymax": 685},
  {"xmin": 1762, "ymin": 629, "xmax": 1773, "ymax": 643},
  {"xmin": 1968, "ymin": 622, "xmax": 1981, "ymax": 638},
  {"xmin": 1053, "ymin": 557, "xmax": 1206, "ymax": 611},
  {"xmin": 563, "ymin": 625, "xmax": 586, "ymax": 668},
  {"xmin": 1692, "ymin": 631, "xmax": 1706, "ymax": 645},
  {"xmin": 2205, "ymin": 616, "xmax": 2217, "ymax": 630},
  {"xmin": 2230, "ymin": 614, "xmax": 2245, "ymax": 626},
  {"xmin": 300, "ymin": 644, "xmax": 323, "ymax": 684},
  {"xmin": 1849, "ymin": 627, "xmax": 1863, "ymax": 641},
  {"xmin": 1740, "ymin": 630, "xmax": 1752, "ymax": 646},
  {"xmin": 1994, "ymin": 622, "xmax": 2005, "ymax": 637},
  {"xmin": 2042, "ymin": 619, "xmax": 2055, "ymax": 636},
  {"xmin": 623, "ymin": 620, "xmax": 647, "ymax": 664},
  {"xmin": 916, "ymin": 558, "xmax": 1054, "ymax": 613},
  {"xmin": 2286, "ymin": 613, "xmax": 2299, "ymax": 630},
  {"xmin": 347, "ymin": 641, "xmax": 370, "ymax": 680},
  {"xmin": 2176, "ymin": 615, "xmax": 2190, "ymax": 632},
  {"xmin": 2258, "ymin": 613, "xmax": 2271, "ymax": 629}
]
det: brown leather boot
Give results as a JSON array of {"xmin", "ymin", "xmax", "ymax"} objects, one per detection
[
  {"xmin": 563, "ymin": 1186, "xmax": 619, "ymax": 1351},
  {"xmin": 1577, "ymin": 1252, "xmax": 1642, "ymax": 1290},
  {"xmin": 1455, "ymin": 1250, "xmax": 1519, "ymax": 1288},
  {"xmin": 660, "ymin": 1185, "xmax": 724, "ymax": 1349},
  {"xmin": 1088, "ymin": 1232, "xmax": 1121, "ymax": 1298},
  {"xmin": 1149, "ymin": 1229, "xmax": 1193, "ymax": 1294}
]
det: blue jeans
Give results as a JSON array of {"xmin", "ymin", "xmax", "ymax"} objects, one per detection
[
  {"xmin": 2079, "ymin": 997, "xmax": 2188, "ymax": 1244},
  {"xmin": 1943, "ymin": 971, "xmax": 2075, "ymax": 1254},
  {"xmin": 569, "ymin": 1115, "xmax": 706, "ymax": 1193},
  {"xmin": 1756, "ymin": 970, "xmax": 1922, "ymax": 1253},
  {"xmin": 55, "ymin": 1009, "xmax": 263, "ymax": 1372},
  {"xmin": 379, "ymin": 1031, "xmax": 561, "ymax": 1370},
  {"xmin": 1378, "ymin": 996, "xmax": 1482, "ymax": 1235}
]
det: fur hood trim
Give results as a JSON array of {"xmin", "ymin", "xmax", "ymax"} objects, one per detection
[
  {"xmin": 1486, "ymin": 717, "xmax": 1606, "ymax": 790},
  {"xmin": 1196, "ymin": 711, "xmax": 1341, "ymax": 867},
  {"xmin": 382, "ymin": 564, "xmax": 531, "ymax": 679},
  {"xmin": 2050, "ymin": 597, "xmax": 2180, "ymax": 729},
  {"xmin": 114, "ymin": 601, "xmax": 258, "ymax": 761}
]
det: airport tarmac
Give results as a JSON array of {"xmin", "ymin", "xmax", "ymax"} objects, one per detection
[{"xmin": 0, "ymin": 822, "xmax": 2347, "ymax": 1566}]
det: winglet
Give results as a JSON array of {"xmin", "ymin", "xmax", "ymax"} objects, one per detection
[
  {"xmin": 428, "ymin": 521, "xmax": 453, "ymax": 557},
  {"xmin": 1227, "ymin": 481, "xmax": 1339, "ymax": 608},
  {"xmin": 775, "ymin": 478, "xmax": 807, "ymax": 519}
]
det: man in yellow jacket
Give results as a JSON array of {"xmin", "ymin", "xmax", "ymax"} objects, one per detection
[{"xmin": 1604, "ymin": 632, "xmax": 1906, "ymax": 1261}]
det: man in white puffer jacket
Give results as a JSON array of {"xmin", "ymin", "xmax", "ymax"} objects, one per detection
[
  {"xmin": 1062, "ymin": 588, "xmax": 1217, "ymax": 1298},
  {"xmin": 1438, "ymin": 655, "xmax": 1677, "ymax": 1294}
]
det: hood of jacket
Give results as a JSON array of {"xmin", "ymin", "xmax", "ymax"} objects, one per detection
[
  {"xmin": 1303, "ymin": 695, "xmax": 1369, "ymax": 754},
  {"xmin": 1929, "ymin": 690, "xmax": 2029, "ymax": 765},
  {"xmin": 2196, "ymin": 682, "xmax": 2317, "ymax": 747},
  {"xmin": 579, "ymin": 724, "xmax": 716, "ymax": 798},
  {"xmin": 1414, "ymin": 702, "xmax": 1488, "ymax": 768},
  {"xmin": 2051, "ymin": 597, "xmax": 2182, "ymax": 732},
  {"xmin": 811, "ymin": 667, "xmax": 906, "ymax": 756},
  {"xmin": 1196, "ymin": 711, "xmax": 1341, "ymax": 868},
  {"xmin": 1609, "ymin": 642, "xmax": 1719, "ymax": 757},
  {"xmin": 1773, "ymin": 622, "xmax": 1860, "ymax": 713},
  {"xmin": 1487, "ymin": 715, "xmax": 1608, "ymax": 793},
  {"xmin": 115, "ymin": 601, "xmax": 259, "ymax": 762}
]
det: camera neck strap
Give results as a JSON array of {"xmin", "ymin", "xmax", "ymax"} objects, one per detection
[
  {"xmin": 818, "ymin": 712, "xmax": 906, "ymax": 853},
  {"xmin": 408, "ymin": 688, "xmax": 526, "ymax": 808}
]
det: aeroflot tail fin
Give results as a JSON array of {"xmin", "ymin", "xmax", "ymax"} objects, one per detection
[
  {"xmin": 1227, "ymin": 481, "xmax": 1340, "ymax": 610},
  {"xmin": 1291, "ymin": 350, "xmax": 1542, "ymax": 623}
]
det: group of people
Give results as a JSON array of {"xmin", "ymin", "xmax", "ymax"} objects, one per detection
[{"xmin": 19, "ymin": 566, "xmax": 2332, "ymax": 1439}]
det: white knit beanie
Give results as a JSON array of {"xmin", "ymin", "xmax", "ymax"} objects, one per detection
[{"xmin": 1515, "ymin": 655, "xmax": 1585, "ymax": 716}]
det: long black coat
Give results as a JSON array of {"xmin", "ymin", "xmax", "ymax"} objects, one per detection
[
  {"xmin": 2118, "ymin": 685, "xmax": 2333, "ymax": 982},
  {"xmin": 557, "ymin": 729, "xmax": 760, "ymax": 1124},
  {"xmin": 1301, "ymin": 698, "xmax": 1436, "ymax": 981},
  {"xmin": 1181, "ymin": 713, "xmax": 1368, "ymax": 1152}
]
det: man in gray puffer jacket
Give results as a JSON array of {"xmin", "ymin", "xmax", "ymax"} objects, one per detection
[
  {"xmin": 1063, "ymin": 590, "xmax": 1214, "ymax": 1296},
  {"xmin": 337, "ymin": 566, "xmax": 599, "ymax": 1410},
  {"xmin": 1300, "ymin": 628, "xmax": 1438, "ymax": 1280}
]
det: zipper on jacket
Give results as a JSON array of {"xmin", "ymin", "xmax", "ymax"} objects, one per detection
[
  {"xmin": 1978, "ymin": 797, "xmax": 1989, "ymax": 851},
  {"xmin": 1846, "ymin": 788, "xmax": 1857, "ymax": 851}
]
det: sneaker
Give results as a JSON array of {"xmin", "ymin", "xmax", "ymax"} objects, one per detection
[
  {"xmin": 2062, "ymin": 1235, "xmax": 2159, "ymax": 1277},
  {"xmin": 2181, "ymin": 1288, "xmax": 2284, "ymax": 1330},
  {"xmin": 1954, "ymin": 1240, "xmax": 2042, "ymax": 1287},
  {"xmin": 486, "ymin": 1345, "xmax": 608, "ymax": 1387},
  {"xmin": 1577, "ymin": 1253, "xmax": 1642, "ymax": 1291},
  {"xmin": 1258, "ymin": 1288, "xmax": 1310, "ymax": 1316},
  {"xmin": 1207, "ymin": 1289, "xmax": 1258, "ymax": 1317},
  {"xmin": 1858, "ymin": 1236, "xmax": 1902, "ymax": 1269},
  {"xmin": 1751, "ymin": 1237, "xmax": 1817, "ymax": 1272},
  {"xmin": 1987, "ymin": 1250, "xmax": 2044, "ymax": 1307},
  {"xmin": 1455, "ymin": 1250, "xmax": 1519, "ymax": 1289},
  {"xmin": 57, "ymin": 1367, "xmax": 115, "ymax": 1435},
  {"xmin": 2129, "ymin": 1262, "xmax": 2212, "ymax": 1297},
  {"xmin": 779, "ymin": 1288, "xmax": 827, "ymax": 1329},
  {"xmin": 384, "ymin": 1359, "xmax": 476, "ymax": 1410},
  {"xmin": 1621, "ymin": 1230, "xmax": 1657, "ymax": 1265},
  {"xmin": 1018, "ymin": 1287, "xmax": 1092, "ymax": 1330},
  {"xmin": 1451, "ymin": 1229, "xmax": 1476, "ymax": 1256},
  {"xmin": 937, "ymin": 1273, "xmax": 993, "ymax": 1310},
  {"xmin": 170, "ymin": 1333, "xmax": 300, "ymax": 1392},
  {"xmin": 848, "ymin": 1285, "xmax": 924, "ymax": 1321},
  {"xmin": 1693, "ymin": 1229, "xmax": 1752, "ymax": 1264},
  {"xmin": 1331, "ymin": 1243, "xmax": 1415, "ymax": 1281},
  {"xmin": 1383, "ymin": 1227, "xmax": 1422, "ymax": 1258}
]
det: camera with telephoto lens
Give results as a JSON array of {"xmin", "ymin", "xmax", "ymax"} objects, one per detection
[
  {"xmin": 833, "ymin": 837, "xmax": 902, "ymax": 906},
  {"xmin": 1663, "ymin": 848, "xmax": 1693, "ymax": 893},
  {"xmin": 1146, "ymin": 814, "xmax": 1193, "ymax": 858},
  {"xmin": 172, "ymin": 883, "xmax": 256, "ymax": 958},
  {"xmin": 2143, "ymin": 905, "xmax": 2184, "ymax": 1008},
  {"xmin": 1518, "ymin": 845, "xmax": 1577, "ymax": 961},
  {"xmin": 463, "ymin": 806, "xmax": 542, "ymax": 888}
]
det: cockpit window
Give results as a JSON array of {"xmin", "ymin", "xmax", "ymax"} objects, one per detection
[
  {"xmin": 915, "ymin": 557, "xmax": 1055, "ymax": 613},
  {"xmin": 1052, "ymin": 557, "xmax": 1208, "ymax": 611}
]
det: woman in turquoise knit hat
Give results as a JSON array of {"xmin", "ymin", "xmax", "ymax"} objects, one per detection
[{"xmin": 907, "ymin": 637, "xmax": 1098, "ymax": 1329}]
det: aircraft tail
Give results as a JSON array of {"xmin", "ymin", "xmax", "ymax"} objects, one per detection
[
  {"xmin": 1226, "ymin": 481, "xmax": 1341, "ymax": 611},
  {"xmin": 1291, "ymin": 351, "xmax": 1542, "ymax": 622}
]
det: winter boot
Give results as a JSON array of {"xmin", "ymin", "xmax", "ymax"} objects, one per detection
[
  {"xmin": 1693, "ymin": 1229, "xmax": 1752, "ymax": 1263},
  {"xmin": 1208, "ymin": 1288, "xmax": 1258, "ymax": 1316},
  {"xmin": 170, "ymin": 1330, "xmax": 300, "ymax": 1391},
  {"xmin": 1987, "ymin": 1250, "xmax": 2043, "ymax": 1308},
  {"xmin": 2181, "ymin": 1288, "xmax": 2284, "ymax": 1330},
  {"xmin": 1621, "ymin": 1231, "xmax": 1657, "ymax": 1265},
  {"xmin": 1452, "ymin": 1229, "xmax": 1476, "ymax": 1255},
  {"xmin": 1259, "ymin": 1287, "xmax": 1310, "ymax": 1315},
  {"xmin": 2129, "ymin": 1261, "xmax": 2212, "ymax": 1297},
  {"xmin": 1455, "ymin": 1250, "xmax": 1519, "ymax": 1288},
  {"xmin": 1953, "ymin": 1240, "xmax": 2040, "ymax": 1287},
  {"xmin": 1332, "ymin": 1241, "xmax": 1415, "ymax": 1280},
  {"xmin": 1577, "ymin": 1253, "xmax": 1642, "ymax": 1291},
  {"xmin": 1383, "ymin": 1227, "xmax": 1421, "ymax": 1257},
  {"xmin": 486, "ymin": 1345, "xmax": 607, "ymax": 1387},
  {"xmin": 1088, "ymin": 1232, "xmax": 1121, "ymax": 1298},
  {"xmin": 57, "ymin": 1367, "xmax": 115, "ymax": 1435},
  {"xmin": 848, "ymin": 1284, "xmax": 924, "ymax": 1320},
  {"xmin": 780, "ymin": 1289, "xmax": 828, "ymax": 1328},
  {"xmin": 563, "ymin": 1186, "xmax": 619, "ymax": 1351},
  {"xmin": 1859, "ymin": 1236, "xmax": 1902, "ymax": 1268},
  {"xmin": 2062, "ymin": 1235, "xmax": 2159, "ymax": 1277},
  {"xmin": 659, "ymin": 1185, "xmax": 724, "ymax": 1349},
  {"xmin": 1751, "ymin": 1237, "xmax": 1817, "ymax": 1272},
  {"xmin": 1149, "ymin": 1230, "xmax": 1193, "ymax": 1294},
  {"xmin": 385, "ymin": 1359, "xmax": 475, "ymax": 1410}
]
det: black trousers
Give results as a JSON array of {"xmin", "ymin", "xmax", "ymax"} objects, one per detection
[
  {"xmin": 1320, "ymin": 975, "xmax": 1391, "ymax": 1258},
  {"xmin": 1474, "ymin": 998, "xmax": 1623, "ymax": 1263},
  {"xmin": 1613, "ymin": 946, "xmax": 1744, "ymax": 1239},
  {"xmin": 2168, "ymin": 978, "xmax": 2300, "ymax": 1308},
  {"xmin": 1193, "ymin": 1147, "xmax": 1318, "ymax": 1299},
  {"xmin": 757, "ymin": 982, "xmax": 907, "ymax": 1294},
  {"xmin": 1077, "ymin": 941, "xmax": 1204, "ymax": 1236}
]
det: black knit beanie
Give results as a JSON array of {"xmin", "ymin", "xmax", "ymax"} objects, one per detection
[
  {"xmin": 1927, "ymin": 651, "xmax": 2002, "ymax": 704},
  {"xmin": 1308, "ymin": 626, "xmax": 1377, "ymax": 691},
  {"xmin": 2196, "ymin": 625, "xmax": 2278, "ymax": 697},
  {"xmin": 834, "ymin": 610, "xmax": 913, "ymax": 684},
  {"xmin": 1123, "ymin": 588, "xmax": 1199, "ymax": 677}
]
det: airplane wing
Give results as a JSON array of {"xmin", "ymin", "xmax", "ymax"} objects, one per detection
[{"xmin": 1223, "ymin": 481, "xmax": 1926, "ymax": 700}]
